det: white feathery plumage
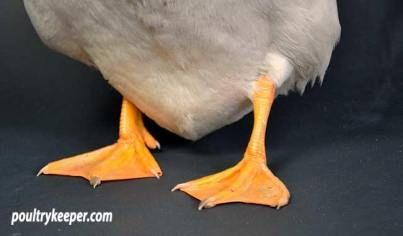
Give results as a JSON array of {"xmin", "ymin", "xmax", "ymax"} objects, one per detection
[{"xmin": 24, "ymin": 0, "xmax": 341, "ymax": 140}]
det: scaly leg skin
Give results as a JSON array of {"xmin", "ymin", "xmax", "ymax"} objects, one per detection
[
  {"xmin": 37, "ymin": 99, "xmax": 162, "ymax": 188},
  {"xmin": 172, "ymin": 76, "xmax": 290, "ymax": 210}
]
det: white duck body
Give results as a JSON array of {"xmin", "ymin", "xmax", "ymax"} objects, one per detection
[{"xmin": 24, "ymin": 0, "xmax": 341, "ymax": 140}]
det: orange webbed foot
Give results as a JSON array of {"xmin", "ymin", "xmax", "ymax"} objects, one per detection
[
  {"xmin": 38, "ymin": 138, "xmax": 162, "ymax": 188},
  {"xmin": 37, "ymin": 99, "xmax": 162, "ymax": 187},
  {"xmin": 172, "ymin": 158, "xmax": 289, "ymax": 210},
  {"xmin": 172, "ymin": 76, "xmax": 290, "ymax": 210}
]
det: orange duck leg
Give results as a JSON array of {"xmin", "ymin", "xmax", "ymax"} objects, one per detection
[
  {"xmin": 172, "ymin": 76, "xmax": 290, "ymax": 210},
  {"xmin": 38, "ymin": 99, "xmax": 162, "ymax": 187}
]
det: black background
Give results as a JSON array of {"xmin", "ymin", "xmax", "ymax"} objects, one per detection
[{"xmin": 1, "ymin": 0, "xmax": 402, "ymax": 235}]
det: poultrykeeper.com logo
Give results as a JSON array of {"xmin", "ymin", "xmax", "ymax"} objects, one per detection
[{"xmin": 11, "ymin": 208, "xmax": 113, "ymax": 226}]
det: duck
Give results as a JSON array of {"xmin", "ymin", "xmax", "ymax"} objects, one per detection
[{"xmin": 24, "ymin": 0, "xmax": 341, "ymax": 210}]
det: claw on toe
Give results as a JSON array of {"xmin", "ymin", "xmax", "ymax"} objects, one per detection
[
  {"xmin": 171, "ymin": 183, "xmax": 188, "ymax": 192},
  {"xmin": 151, "ymin": 170, "xmax": 162, "ymax": 179},
  {"xmin": 198, "ymin": 198, "xmax": 216, "ymax": 211},
  {"xmin": 90, "ymin": 176, "xmax": 101, "ymax": 188},
  {"xmin": 36, "ymin": 168, "xmax": 45, "ymax": 177}
]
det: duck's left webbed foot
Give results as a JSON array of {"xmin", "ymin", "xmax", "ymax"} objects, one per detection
[
  {"xmin": 172, "ymin": 156, "xmax": 289, "ymax": 210},
  {"xmin": 172, "ymin": 76, "xmax": 290, "ymax": 210}
]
